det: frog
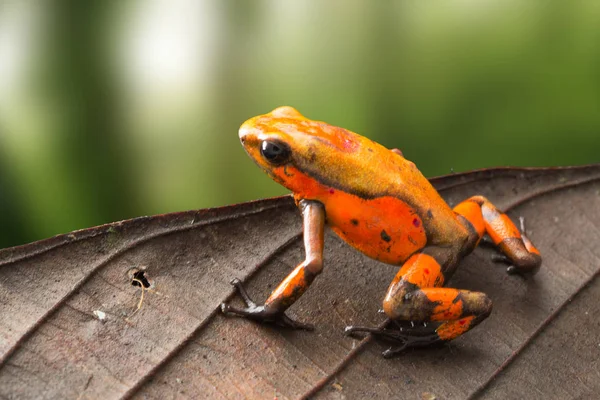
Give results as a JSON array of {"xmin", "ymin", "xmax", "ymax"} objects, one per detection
[{"xmin": 221, "ymin": 106, "xmax": 541, "ymax": 357}]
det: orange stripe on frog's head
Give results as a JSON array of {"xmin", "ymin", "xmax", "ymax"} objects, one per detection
[{"xmin": 239, "ymin": 106, "xmax": 362, "ymax": 193}]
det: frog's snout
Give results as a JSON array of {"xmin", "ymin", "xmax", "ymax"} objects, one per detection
[
  {"xmin": 238, "ymin": 124, "xmax": 250, "ymax": 142},
  {"xmin": 238, "ymin": 120, "xmax": 257, "ymax": 146}
]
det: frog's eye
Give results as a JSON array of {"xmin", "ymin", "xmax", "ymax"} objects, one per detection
[{"xmin": 260, "ymin": 140, "xmax": 291, "ymax": 165}]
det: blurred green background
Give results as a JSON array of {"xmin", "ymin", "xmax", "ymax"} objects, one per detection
[{"xmin": 0, "ymin": 1, "xmax": 598, "ymax": 249}]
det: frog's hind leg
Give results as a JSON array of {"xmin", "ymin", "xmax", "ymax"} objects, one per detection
[
  {"xmin": 346, "ymin": 248, "xmax": 492, "ymax": 357},
  {"xmin": 453, "ymin": 195, "xmax": 541, "ymax": 274}
]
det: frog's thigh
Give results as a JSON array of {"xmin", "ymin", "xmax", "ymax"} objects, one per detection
[{"xmin": 382, "ymin": 249, "xmax": 492, "ymax": 341}]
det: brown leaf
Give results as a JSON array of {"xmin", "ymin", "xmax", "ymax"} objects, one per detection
[{"xmin": 1, "ymin": 166, "xmax": 599, "ymax": 400}]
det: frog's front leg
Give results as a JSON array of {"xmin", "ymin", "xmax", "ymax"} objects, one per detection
[
  {"xmin": 346, "ymin": 248, "xmax": 492, "ymax": 357},
  {"xmin": 221, "ymin": 200, "xmax": 325, "ymax": 330}
]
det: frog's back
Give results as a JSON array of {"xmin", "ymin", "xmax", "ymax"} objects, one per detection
[
  {"xmin": 276, "ymin": 118, "xmax": 462, "ymax": 244},
  {"xmin": 243, "ymin": 107, "xmax": 467, "ymax": 263}
]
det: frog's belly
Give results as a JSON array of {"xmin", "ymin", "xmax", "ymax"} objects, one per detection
[{"xmin": 325, "ymin": 195, "xmax": 427, "ymax": 265}]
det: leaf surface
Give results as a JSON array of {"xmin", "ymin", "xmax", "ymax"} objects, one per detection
[{"xmin": 1, "ymin": 166, "xmax": 599, "ymax": 399}]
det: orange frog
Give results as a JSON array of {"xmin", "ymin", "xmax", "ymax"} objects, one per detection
[{"xmin": 221, "ymin": 106, "xmax": 541, "ymax": 357}]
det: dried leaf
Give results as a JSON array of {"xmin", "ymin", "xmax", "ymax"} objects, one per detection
[{"xmin": 1, "ymin": 166, "xmax": 599, "ymax": 399}]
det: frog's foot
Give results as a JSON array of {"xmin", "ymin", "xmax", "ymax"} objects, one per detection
[
  {"xmin": 479, "ymin": 216, "xmax": 539, "ymax": 275},
  {"xmin": 344, "ymin": 325, "xmax": 442, "ymax": 358},
  {"xmin": 491, "ymin": 252, "xmax": 529, "ymax": 275},
  {"xmin": 481, "ymin": 236, "xmax": 517, "ymax": 274},
  {"xmin": 220, "ymin": 278, "xmax": 314, "ymax": 330},
  {"xmin": 481, "ymin": 234, "xmax": 516, "ymax": 268},
  {"xmin": 488, "ymin": 216, "xmax": 538, "ymax": 276}
]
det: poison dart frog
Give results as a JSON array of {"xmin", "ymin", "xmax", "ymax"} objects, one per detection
[{"xmin": 221, "ymin": 106, "xmax": 541, "ymax": 357}]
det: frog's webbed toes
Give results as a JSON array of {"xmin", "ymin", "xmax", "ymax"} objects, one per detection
[
  {"xmin": 221, "ymin": 278, "xmax": 314, "ymax": 331},
  {"xmin": 344, "ymin": 324, "xmax": 443, "ymax": 357}
]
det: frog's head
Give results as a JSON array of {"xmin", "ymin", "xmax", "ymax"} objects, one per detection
[
  {"xmin": 238, "ymin": 106, "xmax": 302, "ymax": 173},
  {"xmin": 239, "ymin": 106, "xmax": 363, "ymax": 194}
]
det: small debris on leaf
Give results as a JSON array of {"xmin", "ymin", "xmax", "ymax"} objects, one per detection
[{"xmin": 93, "ymin": 310, "xmax": 106, "ymax": 322}]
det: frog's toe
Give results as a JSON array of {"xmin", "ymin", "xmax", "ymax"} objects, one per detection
[
  {"xmin": 344, "ymin": 325, "xmax": 411, "ymax": 341},
  {"xmin": 221, "ymin": 298, "xmax": 313, "ymax": 331},
  {"xmin": 344, "ymin": 325, "xmax": 384, "ymax": 338},
  {"xmin": 491, "ymin": 254, "xmax": 511, "ymax": 264},
  {"xmin": 382, "ymin": 345, "xmax": 409, "ymax": 358},
  {"xmin": 345, "ymin": 324, "xmax": 444, "ymax": 357},
  {"xmin": 488, "ymin": 255, "xmax": 524, "ymax": 276},
  {"xmin": 381, "ymin": 335, "xmax": 444, "ymax": 358},
  {"xmin": 489, "ymin": 256, "xmax": 535, "ymax": 276},
  {"xmin": 222, "ymin": 278, "xmax": 314, "ymax": 330},
  {"xmin": 228, "ymin": 278, "xmax": 258, "ymax": 308},
  {"xmin": 506, "ymin": 264, "xmax": 539, "ymax": 277}
]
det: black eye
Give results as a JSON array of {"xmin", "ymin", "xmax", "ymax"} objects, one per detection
[{"xmin": 260, "ymin": 141, "xmax": 291, "ymax": 165}]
